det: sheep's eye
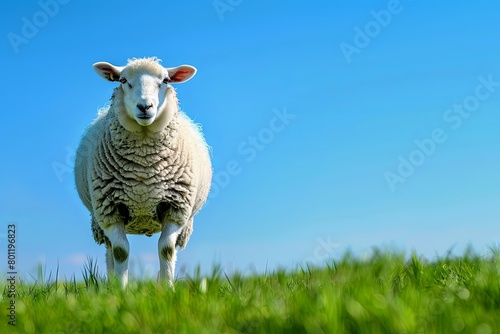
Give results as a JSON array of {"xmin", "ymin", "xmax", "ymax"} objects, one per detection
[
  {"xmin": 162, "ymin": 78, "xmax": 170, "ymax": 84},
  {"xmin": 119, "ymin": 77, "xmax": 132, "ymax": 88}
]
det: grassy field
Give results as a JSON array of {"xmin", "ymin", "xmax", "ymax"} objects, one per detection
[{"xmin": 1, "ymin": 248, "xmax": 500, "ymax": 333}]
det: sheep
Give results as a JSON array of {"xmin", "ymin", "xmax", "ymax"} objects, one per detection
[{"xmin": 74, "ymin": 57, "xmax": 212, "ymax": 288}]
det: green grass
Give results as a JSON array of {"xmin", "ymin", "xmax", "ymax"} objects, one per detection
[{"xmin": 2, "ymin": 248, "xmax": 500, "ymax": 333}]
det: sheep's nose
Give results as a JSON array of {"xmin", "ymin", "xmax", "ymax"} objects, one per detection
[{"xmin": 137, "ymin": 103, "xmax": 153, "ymax": 113}]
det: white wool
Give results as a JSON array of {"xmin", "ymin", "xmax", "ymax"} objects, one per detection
[{"xmin": 74, "ymin": 57, "xmax": 212, "ymax": 287}]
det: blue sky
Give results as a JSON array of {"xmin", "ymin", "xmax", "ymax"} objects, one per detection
[{"xmin": 1, "ymin": 0, "xmax": 499, "ymax": 280}]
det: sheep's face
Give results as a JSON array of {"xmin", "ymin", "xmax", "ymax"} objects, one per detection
[
  {"xmin": 119, "ymin": 70, "xmax": 168, "ymax": 126},
  {"xmin": 93, "ymin": 58, "xmax": 197, "ymax": 128}
]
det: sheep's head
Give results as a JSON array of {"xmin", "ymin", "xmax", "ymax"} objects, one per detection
[{"xmin": 93, "ymin": 57, "xmax": 196, "ymax": 128}]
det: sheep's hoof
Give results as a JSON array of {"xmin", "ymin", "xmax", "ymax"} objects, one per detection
[{"xmin": 157, "ymin": 272, "xmax": 175, "ymax": 290}]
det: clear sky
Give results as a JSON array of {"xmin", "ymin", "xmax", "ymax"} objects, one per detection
[{"xmin": 1, "ymin": 0, "xmax": 499, "ymax": 280}]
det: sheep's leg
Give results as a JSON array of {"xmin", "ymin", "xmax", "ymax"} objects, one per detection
[
  {"xmin": 176, "ymin": 218, "xmax": 193, "ymax": 249},
  {"xmin": 105, "ymin": 245, "xmax": 114, "ymax": 278},
  {"xmin": 104, "ymin": 223, "xmax": 129, "ymax": 289},
  {"xmin": 158, "ymin": 222, "xmax": 183, "ymax": 286}
]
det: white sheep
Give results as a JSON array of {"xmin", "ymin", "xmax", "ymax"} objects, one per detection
[{"xmin": 74, "ymin": 57, "xmax": 212, "ymax": 288}]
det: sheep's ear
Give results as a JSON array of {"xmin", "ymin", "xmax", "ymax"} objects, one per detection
[
  {"xmin": 166, "ymin": 65, "xmax": 197, "ymax": 84},
  {"xmin": 93, "ymin": 62, "xmax": 123, "ymax": 82}
]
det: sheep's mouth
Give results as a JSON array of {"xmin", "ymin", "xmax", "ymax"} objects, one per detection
[{"xmin": 135, "ymin": 114, "xmax": 155, "ymax": 126}]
